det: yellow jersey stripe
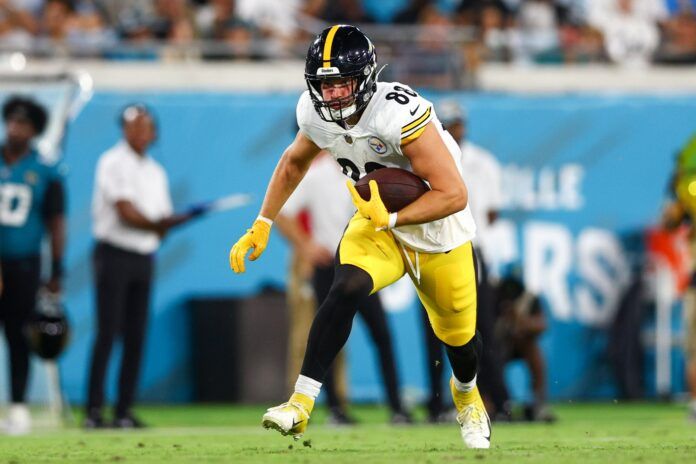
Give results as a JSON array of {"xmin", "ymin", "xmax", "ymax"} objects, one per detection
[
  {"xmin": 401, "ymin": 106, "xmax": 432, "ymax": 133},
  {"xmin": 323, "ymin": 25, "xmax": 341, "ymax": 68},
  {"xmin": 401, "ymin": 126, "xmax": 427, "ymax": 145}
]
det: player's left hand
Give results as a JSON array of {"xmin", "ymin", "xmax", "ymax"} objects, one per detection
[
  {"xmin": 347, "ymin": 180, "xmax": 390, "ymax": 230},
  {"xmin": 229, "ymin": 219, "xmax": 271, "ymax": 273}
]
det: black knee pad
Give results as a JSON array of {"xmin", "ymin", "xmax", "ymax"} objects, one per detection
[
  {"xmin": 327, "ymin": 264, "xmax": 373, "ymax": 302},
  {"xmin": 445, "ymin": 332, "xmax": 481, "ymax": 383},
  {"xmin": 445, "ymin": 331, "xmax": 481, "ymax": 362}
]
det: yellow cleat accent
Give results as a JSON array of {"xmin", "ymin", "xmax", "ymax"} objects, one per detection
[
  {"xmin": 262, "ymin": 393, "xmax": 313, "ymax": 440},
  {"xmin": 450, "ymin": 378, "xmax": 491, "ymax": 449}
]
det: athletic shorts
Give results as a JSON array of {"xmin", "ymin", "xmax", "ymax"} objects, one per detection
[{"xmin": 338, "ymin": 213, "xmax": 477, "ymax": 346}]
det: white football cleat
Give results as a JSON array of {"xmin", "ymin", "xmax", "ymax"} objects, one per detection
[
  {"xmin": 457, "ymin": 403, "xmax": 491, "ymax": 449},
  {"xmin": 262, "ymin": 400, "xmax": 311, "ymax": 440},
  {"xmin": 4, "ymin": 403, "xmax": 31, "ymax": 436}
]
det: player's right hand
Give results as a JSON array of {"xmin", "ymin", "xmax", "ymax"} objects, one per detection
[
  {"xmin": 229, "ymin": 219, "xmax": 271, "ymax": 273},
  {"xmin": 347, "ymin": 180, "xmax": 391, "ymax": 230}
]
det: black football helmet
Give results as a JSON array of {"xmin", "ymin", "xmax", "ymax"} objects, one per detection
[
  {"xmin": 305, "ymin": 25, "xmax": 378, "ymax": 122},
  {"xmin": 25, "ymin": 290, "xmax": 70, "ymax": 360}
]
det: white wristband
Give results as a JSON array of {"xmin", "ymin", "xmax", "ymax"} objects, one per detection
[
  {"xmin": 256, "ymin": 215, "xmax": 273, "ymax": 226},
  {"xmin": 388, "ymin": 213, "xmax": 398, "ymax": 230}
]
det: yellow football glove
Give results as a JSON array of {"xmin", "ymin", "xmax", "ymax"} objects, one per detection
[
  {"xmin": 229, "ymin": 218, "xmax": 272, "ymax": 274},
  {"xmin": 346, "ymin": 180, "xmax": 394, "ymax": 231}
]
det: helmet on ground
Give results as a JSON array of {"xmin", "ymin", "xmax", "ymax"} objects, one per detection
[{"xmin": 26, "ymin": 290, "xmax": 70, "ymax": 360}]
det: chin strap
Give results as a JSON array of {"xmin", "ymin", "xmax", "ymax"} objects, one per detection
[{"xmin": 375, "ymin": 64, "xmax": 388, "ymax": 80}]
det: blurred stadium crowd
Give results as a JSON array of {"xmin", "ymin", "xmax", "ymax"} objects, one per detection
[{"xmin": 0, "ymin": 0, "xmax": 694, "ymax": 67}]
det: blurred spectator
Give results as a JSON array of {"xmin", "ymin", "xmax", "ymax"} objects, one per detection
[
  {"xmin": 585, "ymin": 0, "xmax": 661, "ymax": 66},
  {"xmin": 510, "ymin": 0, "xmax": 562, "ymax": 63},
  {"xmin": 0, "ymin": 96, "xmax": 66, "ymax": 435},
  {"xmin": 317, "ymin": 0, "xmax": 376, "ymax": 24},
  {"xmin": 658, "ymin": 0, "xmax": 696, "ymax": 63},
  {"xmin": 96, "ymin": 0, "xmax": 154, "ymax": 39},
  {"xmin": 394, "ymin": 0, "xmax": 434, "ymax": 24},
  {"xmin": 276, "ymin": 152, "xmax": 412, "ymax": 425},
  {"xmin": 455, "ymin": 0, "xmax": 515, "ymax": 64},
  {"xmin": 195, "ymin": 0, "xmax": 257, "ymax": 59},
  {"xmin": 585, "ymin": 0, "xmax": 668, "ymax": 26},
  {"xmin": 0, "ymin": 0, "xmax": 41, "ymax": 50},
  {"xmin": 493, "ymin": 274, "xmax": 556, "ymax": 422},
  {"xmin": 382, "ymin": 4, "xmax": 460, "ymax": 88},
  {"xmin": 39, "ymin": 0, "xmax": 116, "ymax": 57},
  {"xmin": 150, "ymin": 0, "xmax": 195, "ymax": 43},
  {"xmin": 236, "ymin": 0, "xmax": 301, "ymax": 55},
  {"xmin": 85, "ymin": 104, "xmax": 196, "ymax": 429},
  {"xmin": 556, "ymin": 1, "xmax": 605, "ymax": 63},
  {"xmin": 96, "ymin": 0, "xmax": 161, "ymax": 59}
]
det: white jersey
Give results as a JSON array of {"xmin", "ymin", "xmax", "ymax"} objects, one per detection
[
  {"xmin": 296, "ymin": 81, "xmax": 476, "ymax": 253},
  {"xmin": 459, "ymin": 141, "xmax": 503, "ymax": 262}
]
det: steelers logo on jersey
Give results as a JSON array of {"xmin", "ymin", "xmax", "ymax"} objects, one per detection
[{"xmin": 368, "ymin": 136, "xmax": 387, "ymax": 154}]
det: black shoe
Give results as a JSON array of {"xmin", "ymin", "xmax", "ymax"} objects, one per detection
[
  {"xmin": 429, "ymin": 408, "xmax": 457, "ymax": 424},
  {"xmin": 112, "ymin": 413, "xmax": 146, "ymax": 429},
  {"xmin": 523, "ymin": 403, "xmax": 557, "ymax": 423},
  {"xmin": 84, "ymin": 409, "xmax": 107, "ymax": 429},
  {"xmin": 532, "ymin": 404, "xmax": 557, "ymax": 423},
  {"xmin": 390, "ymin": 410, "xmax": 414, "ymax": 425},
  {"xmin": 492, "ymin": 410, "xmax": 513, "ymax": 422},
  {"xmin": 326, "ymin": 408, "xmax": 357, "ymax": 426}
]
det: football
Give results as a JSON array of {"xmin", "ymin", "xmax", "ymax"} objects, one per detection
[{"xmin": 355, "ymin": 168, "xmax": 430, "ymax": 213}]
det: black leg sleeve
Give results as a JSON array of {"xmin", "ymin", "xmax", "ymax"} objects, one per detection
[
  {"xmin": 300, "ymin": 264, "xmax": 373, "ymax": 382},
  {"xmin": 420, "ymin": 306, "xmax": 445, "ymax": 415},
  {"xmin": 445, "ymin": 333, "xmax": 481, "ymax": 385},
  {"xmin": 312, "ymin": 263, "xmax": 341, "ymax": 409}
]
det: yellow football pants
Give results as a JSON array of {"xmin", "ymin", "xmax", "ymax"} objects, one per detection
[{"xmin": 338, "ymin": 213, "xmax": 477, "ymax": 347}]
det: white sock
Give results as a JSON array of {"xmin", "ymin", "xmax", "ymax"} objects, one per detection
[
  {"xmin": 690, "ymin": 399, "xmax": 696, "ymax": 412},
  {"xmin": 294, "ymin": 375, "xmax": 322, "ymax": 401},
  {"xmin": 452, "ymin": 373, "xmax": 477, "ymax": 393}
]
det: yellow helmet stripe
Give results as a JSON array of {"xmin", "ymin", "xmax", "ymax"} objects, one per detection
[{"xmin": 323, "ymin": 25, "xmax": 341, "ymax": 68}]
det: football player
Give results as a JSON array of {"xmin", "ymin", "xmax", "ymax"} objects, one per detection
[
  {"xmin": 0, "ymin": 96, "xmax": 66, "ymax": 435},
  {"xmin": 230, "ymin": 25, "xmax": 490, "ymax": 448},
  {"xmin": 664, "ymin": 135, "xmax": 696, "ymax": 423}
]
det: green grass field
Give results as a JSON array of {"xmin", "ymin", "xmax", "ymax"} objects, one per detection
[{"xmin": 0, "ymin": 403, "xmax": 693, "ymax": 463}]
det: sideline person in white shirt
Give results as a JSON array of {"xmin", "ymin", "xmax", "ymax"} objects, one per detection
[
  {"xmin": 438, "ymin": 101, "xmax": 503, "ymax": 264},
  {"xmin": 86, "ymin": 104, "xmax": 194, "ymax": 429}
]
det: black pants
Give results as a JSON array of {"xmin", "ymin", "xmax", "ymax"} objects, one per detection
[
  {"xmin": 86, "ymin": 242, "xmax": 153, "ymax": 416},
  {"xmin": 473, "ymin": 253, "xmax": 510, "ymax": 416},
  {"xmin": 0, "ymin": 256, "xmax": 40, "ymax": 403},
  {"xmin": 312, "ymin": 262, "xmax": 403, "ymax": 413}
]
